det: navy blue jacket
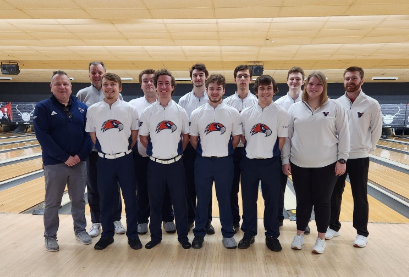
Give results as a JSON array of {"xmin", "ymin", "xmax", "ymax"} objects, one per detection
[{"xmin": 33, "ymin": 95, "xmax": 93, "ymax": 166}]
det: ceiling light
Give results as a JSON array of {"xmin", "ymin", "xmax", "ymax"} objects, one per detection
[
  {"xmin": 372, "ymin": 76, "xmax": 398, "ymax": 80},
  {"xmin": 69, "ymin": 77, "xmax": 74, "ymax": 81},
  {"xmin": 121, "ymin": 77, "xmax": 133, "ymax": 81},
  {"xmin": 0, "ymin": 77, "xmax": 12, "ymax": 80},
  {"xmin": 175, "ymin": 78, "xmax": 191, "ymax": 81}
]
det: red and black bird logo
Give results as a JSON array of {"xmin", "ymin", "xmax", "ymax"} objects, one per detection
[
  {"xmin": 101, "ymin": 119, "xmax": 124, "ymax": 132},
  {"xmin": 357, "ymin": 112, "xmax": 364, "ymax": 118},
  {"xmin": 156, "ymin": 120, "xmax": 177, "ymax": 133},
  {"xmin": 204, "ymin": 122, "xmax": 226, "ymax": 135},
  {"xmin": 323, "ymin": 112, "xmax": 329, "ymax": 116},
  {"xmin": 250, "ymin": 123, "xmax": 272, "ymax": 137}
]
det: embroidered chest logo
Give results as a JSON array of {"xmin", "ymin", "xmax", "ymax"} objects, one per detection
[
  {"xmin": 250, "ymin": 123, "xmax": 272, "ymax": 137},
  {"xmin": 357, "ymin": 112, "xmax": 364, "ymax": 118},
  {"xmin": 323, "ymin": 112, "xmax": 329, "ymax": 116},
  {"xmin": 204, "ymin": 122, "xmax": 226, "ymax": 135},
  {"xmin": 78, "ymin": 107, "xmax": 84, "ymax": 113},
  {"xmin": 101, "ymin": 119, "xmax": 124, "ymax": 132},
  {"xmin": 156, "ymin": 120, "xmax": 177, "ymax": 133}
]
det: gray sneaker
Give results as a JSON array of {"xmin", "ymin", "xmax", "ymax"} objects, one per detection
[
  {"xmin": 45, "ymin": 237, "xmax": 59, "ymax": 252},
  {"xmin": 114, "ymin": 221, "xmax": 126, "ymax": 234},
  {"xmin": 163, "ymin": 221, "xmax": 176, "ymax": 233},
  {"xmin": 222, "ymin": 237, "xmax": 237, "ymax": 249},
  {"xmin": 76, "ymin": 231, "xmax": 92, "ymax": 245},
  {"xmin": 138, "ymin": 223, "xmax": 148, "ymax": 234}
]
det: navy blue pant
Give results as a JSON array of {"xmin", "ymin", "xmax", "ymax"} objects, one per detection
[
  {"xmin": 329, "ymin": 158, "xmax": 370, "ymax": 237},
  {"xmin": 147, "ymin": 159, "xmax": 189, "ymax": 243},
  {"xmin": 87, "ymin": 151, "xmax": 122, "ymax": 223},
  {"xmin": 232, "ymin": 147, "xmax": 243, "ymax": 226},
  {"xmin": 291, "ymin": 162, "xmax": 338, "ymax": 233},
  {"xmin": 241, "ymin": 156, "xmax": 281, "ymax": 238},
  {"xmin": 194, "ymin": 155, "xmax": 235, "ymax": 238},
  {"xmin": 278, "ymin": 159, "xmax": 287, "ymax": 221},
  {"xmin": 133, "ymin": 154, "xmax": 174, "ymax": 223},
  {"xmin": 97, "ymin": 153, "xmax": 138, "ymax": 239},
  {"xmin": 183, "ymin": 142, "xmax": 212, "ymax": 226}
]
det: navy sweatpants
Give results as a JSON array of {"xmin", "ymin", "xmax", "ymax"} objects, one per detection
[
  {"xmin": 241, "ymin": 156, "xmax": 281, "ymax": 238},
  {"xmin": 194, "ymin": 155, "xmax": 235, "ymax": 238},
  {"xmin": 97, "ymin": 153, "xmax": 138, "ymax": 239},
  {"xmin": 147, "ymin": 159, "xmax": 189, "ymax": 243}
]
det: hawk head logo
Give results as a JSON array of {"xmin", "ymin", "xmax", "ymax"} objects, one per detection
[
  {"xmin": 250, "ymin": 123, "xmax": 272, "ymax": 137},
  {"xmin": 101, "ymin": 119, "xmax": 124, "ymax": 132},
  {"xmin": 204, "ymin": 122, "xmax": 226, "ymax": 135},
  {"xmin": 357, "ymin": 112, "xmax": 364, "ymax": 118},
  {"xmin": 323, "ymin": 112, "xmax": 329, "ymax": 117},
  {"xmin": 156, "ymin": 120, "xmax": 177, "ymax": 133}
]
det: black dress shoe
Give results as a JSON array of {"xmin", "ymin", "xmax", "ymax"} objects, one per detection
[
  {"xmin": 94, "ymin": 237, "xmax": 114, "ymax": 250},
  {"xmin": 233, "ymin": 224, "xmax": 240, "ymax": 234},
  {"xmin": 128, "ymin": 238, "xmax": 142, "ymax": 250},
  {"xmin": 238, "ymin": 236, "xmax": 255, "ymax": 249},
  {"xmin": 304, "ymin": 225, "xmax": 310, "ymax": 234},
  {"xmin": 192, "ymin": 236, "xmax": 204, "ymax": 249},
  {"xmin": 266, "ymin": 236, "xmax": 282, "ymax": 252},
  {"xmin": 180, "ymin": 240, "xmax": 192, "ymax": 249},
  {"xmin": 145, "ymin": 240, "xmax": 161, "ymax": 249},
  {"xmin": 206, "ymin": 224, "xmax": 215, "ymax": 235}
]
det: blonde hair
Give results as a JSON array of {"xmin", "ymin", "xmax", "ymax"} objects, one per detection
[{"xmin": 302, "ymin": 71, "xmax": 328, "ymax": 108}]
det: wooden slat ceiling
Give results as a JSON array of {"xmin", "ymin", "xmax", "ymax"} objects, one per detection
[{"xmin": 0, "ymin": 0, "xmax": 409, "ymax": 83}]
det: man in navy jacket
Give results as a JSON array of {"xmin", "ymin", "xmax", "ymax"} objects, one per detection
[{"xmin": 34, "ymin": 70, "xmax": 93, "ymax": 252}]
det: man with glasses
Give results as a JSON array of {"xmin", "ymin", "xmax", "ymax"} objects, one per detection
[
  {"xmin": 34, "ymin": 70, "xmax": 93, "ymax": 251},
  {"xmin": 223, "ymin": 65, "xmax": 258, "ymax": 233}
]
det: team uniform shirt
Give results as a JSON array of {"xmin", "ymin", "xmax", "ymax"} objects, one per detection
[
  {"xmin": 223, "ymin": 91, "xmax": 258, "ymax": 147},
  {"xmin": 337, "ymin": 90, "xmax": 382, "ymax": 159},
  {"xmin": 86, "ymin": 99, "xmax": 139, "ymax": 155},
  {"xmin": 281, "ymin": 99, "xmax": 350, "ymax": 168},
  {"xmin": 139, "ymin": 100, "xmax": 189, "ymax": 159},
  {"xmin": 76, "ymin": 84, "xmax": 123, "ymax": 107},
  {"xmin": 241, "ymin": 102, "xmax": 289, "ymax": 159},
  {"xmin": 275, "ymin": 91, "xmax": 303, "ymax": 111},
  {"xmin": 190, "ymin": 102, "xmax": 242, "ymax": 157},
  {"xmin": 129, "ymin": 97, "xmax": 156, "ymax": 157},
  {"xmin": 178, "ymin": 90, "xmax": 208, "ymax": 118}
]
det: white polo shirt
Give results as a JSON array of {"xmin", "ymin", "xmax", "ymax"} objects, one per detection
[
  {"xmin": 86, "ymin": 99, "xmax": 139, "ymax": 155},
  {"xmin": 139, "ymin": 100, "xmax": 189, "ymax": 159},
  {"xmin": 190, "ymin": 102, "xmax": 242, "ymax": 157},
  {"xmin": 223, "ymin": 91, "xmax": 258, "ymax": 147},
  {"xmin": 178, "ymin": 90, "xmax": 208, "ymax": 118},
  {"xmin": 129, "ymin": 97, "xmax": 156, "ymax": 157},
  {"xmin": 275, "ymin": 91, "xmax": 302, "ymax": 111},
  {"xmin": 241, "ymin": 102, "xmax": 289, "ymax": 159}
]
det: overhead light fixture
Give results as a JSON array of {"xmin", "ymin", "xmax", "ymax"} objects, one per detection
[
  {"xmin": 121, "ymin": 77, "xmax": 133, "ymax": 81},
  {"xmin": 372, "ymin": 76, "xmax": 398, "ymax": 80},
  {"xmin": 0, "ymin": 77, "xmax": 12, "ymax": 80},
  {"xmin": 175, "ymin": 78, "xmax": 191, "ymax": 81},
  {"xmin": 69, "ymin": 77, "xmax": 74, "ymax": 81}
]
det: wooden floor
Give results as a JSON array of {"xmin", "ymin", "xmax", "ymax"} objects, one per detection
[
  {"xmin": 378, "ymin": 140, "xmax": 409, "ymax": 151},
  {"xmin": 372, "ymin": 147, "xmax": 409, "ymax": 165},
  {"xmin": 0, "ymin": 213, "xmax": 408, "ymax": 277}
]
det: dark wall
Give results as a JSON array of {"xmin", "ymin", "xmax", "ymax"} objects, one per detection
[{"xmin": 0, "ymin": 81, "xmax": 408, "ymax": 104}]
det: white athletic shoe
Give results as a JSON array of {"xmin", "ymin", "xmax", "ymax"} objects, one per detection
[
  {"xmin": 163, "ymin": 221, "xmax": 176, "ymax": 233},
  {"xmin": 312, "ymin": 238, "xmax": 326, "ymax": 254},
  {"xmin": 353, "ymin": 235, "xmax": 368, "ymax": 248},
  {"xmin": 88, "ymin": 223, "xmax": 101, "ymax": 238},
  {"xmin": 291, "ymin": 234, "xmax": 304, "ymax": 250},
  {"xmin": 114, "ymin": 221, "xmax": 126, "ymax": 234},
  {"xmin": 325, "ymin": 228, "xmax": 340, "ymax": 240},
  {"xmin": 137, "ymin": 223, "xmax": 148, "ymax": 234}
]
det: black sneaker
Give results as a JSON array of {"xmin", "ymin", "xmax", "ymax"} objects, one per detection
[
  {"xmin": 128, "ymin": 238, "xmax": 142, "ymax": 250},
  {"xmin": 233, "ymin": 224, "xmax": 240, "ymax": 234},
  {"xmin": 266, "ymin": 236, "xmax": 282, "ymax": 252},
  {"xmin": 206, "ymin": 223, "xmax": 215, "ymax": 235},
  {"xmin": 238, "ymin": 236, "xmax": 255, "ymax": 249},
  {"xmin": 192, "ymin": 236, "xmax": 204, "ymax": 249},
  {"xmin": 145, "ymin": 240, "xmax": 161, "ymax": 249},
  {"xmin": 94, "ymin": 237, "xmax": 114, "ymax": 250},
  {"xmin": 305, "ymin": 225, "xmax": 310, "ymax": 235},
  {"xmin": 180, "ymin": 240, "xmax": 192, "ymax": 249}
]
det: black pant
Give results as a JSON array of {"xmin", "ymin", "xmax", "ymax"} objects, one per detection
[
  {"xmin": 291, "ymin": 162, "xmax": 338, "ymax": 233},
  {"xmin": 232, "ymin": 147, "xmax": 243, "ymax": 226},
  {"xmin": 183, "ymin": 142, "xmax": 212, "ymax": 226},
  {"xmin": 329, "ymin": 157, "xmax": 370, "ymax": 237},
  {"xmin": 278, "ymin": 159, "xmax": 287, "ymax": 221}
]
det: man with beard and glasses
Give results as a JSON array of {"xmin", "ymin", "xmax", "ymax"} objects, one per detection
[
  {"xmin": 77, "ymin": 62, "xmax": 125, "ymax": 237},
  {"xmin": 326, "ymin": 66, "xmax": 382, "ymax": 248},
  {"xmin": 189, "ymin": 74, "xmax": 242, "ymax": 249},
  {"xmin": 178, "ymin": 63, "xmax": 214, "ymax": 234}
]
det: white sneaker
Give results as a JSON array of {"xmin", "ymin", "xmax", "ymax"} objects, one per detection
[
  {"xmin": 312, "ymin": 238, "xmax": 326, "ymax": 254},
  {"xmin": 353, "ymin": 235, "xmax": 367, "ymax": 248},
  {"xmin": 163, "ymin": 221, "xmax": 176, "ymax": 233},
  {"xmin": 114, "ymin": 221, "xmax": 126, "ymax": 234},
  {"xmin": 138, "ymin": 223, "xmax": 148, "ymax": 234},
  {"xmin": 88, "ymin": 223, "xmax": 101, "ymax": 238},
  {"xmin": 291, "ymin": 234, "xmax": 304, "ymax": 250},
  {"xmin": 222, "ymin": 237, "xmax": 237, "ymax": 249},
  {"xmin": 325, "ymin": 228, "xmax": 340, "ymax": 240}
]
